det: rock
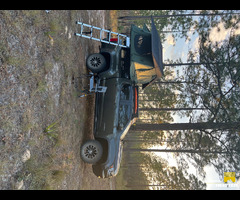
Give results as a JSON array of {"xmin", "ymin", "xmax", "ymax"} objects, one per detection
[
  {"xmin": 21, "ymin": 149, "xmax": 31, "ymax": 163},
  {"xmin": 15, "ymin": 180, "xmax": 24, "ymax": 190}
]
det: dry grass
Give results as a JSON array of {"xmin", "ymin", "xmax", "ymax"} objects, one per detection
[{"xmin": 0, "ymin": 10, "xmax": 115, "ymax": 190}]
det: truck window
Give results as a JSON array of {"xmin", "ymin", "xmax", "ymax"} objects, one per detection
[{"xmin": 118, "ymin": 84, "xmax": 132, "ymax": 129}]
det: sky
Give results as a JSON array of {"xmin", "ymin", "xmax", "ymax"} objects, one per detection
[
  {"xmin": 150, "ymin": 146, "xmax": 240, "ymax": 190},
  {"xmin": 157, "ymin": 15, "xmax": 240, "ymax": 190}
]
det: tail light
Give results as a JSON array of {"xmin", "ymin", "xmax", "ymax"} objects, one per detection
[
  {"xmin": 135, "ymin": 87, "xmax": 138, "ymax": 114},
  {"xmin": 110, "ymin": 38, "xmax": 118, "ymax": 42}
]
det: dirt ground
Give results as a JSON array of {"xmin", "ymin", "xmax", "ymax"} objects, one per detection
[{"xmin": 0, "ymin": 10, "xmax": 116, "ymax": 190}]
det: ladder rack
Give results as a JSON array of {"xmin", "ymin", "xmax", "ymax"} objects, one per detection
[{"xmin": 75, "ymin": 21, "xmax": 130, "ymax": 48}]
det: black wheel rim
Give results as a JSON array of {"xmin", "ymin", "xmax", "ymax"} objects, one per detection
[
  {"xmin": 84, "ymin": 145, "xmax": 97, "ymax": 159},
  {"xmin": 90, "ymin": 56, "xmax": 101, "ymax": 68}
]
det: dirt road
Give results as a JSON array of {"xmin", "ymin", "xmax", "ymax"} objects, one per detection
[{"xmin": 0, "ymin": 10, "xmax": 115, "ymax": 190}]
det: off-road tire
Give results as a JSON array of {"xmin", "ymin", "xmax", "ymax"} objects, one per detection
[
  {"xmin": 80, "ymin": 140, "xmax": 103, "ymax": 164},
  {"xmin": 86, "ymin": 53, "xmax": 107, "ymax": 73}
]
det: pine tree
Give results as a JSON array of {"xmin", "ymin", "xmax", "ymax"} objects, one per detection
[{"xmin": 131, "ymin": 122, "xmax": 240, "ymax": 131}]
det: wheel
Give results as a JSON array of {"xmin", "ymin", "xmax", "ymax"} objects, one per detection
[
  {"xmin": 86, "ymin": 53, "xmax": 107, "ymax": 73},
  {"xmin": 80, "ymin": 140, "xmax": 103, "ymax": 164}
]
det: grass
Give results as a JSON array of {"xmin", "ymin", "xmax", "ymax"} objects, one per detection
[
  {"xmin": 22, "ymin": 116, "xmax": 75, "ymax": 190},
  {"xmin": 0, "ymin": 10, "xmax": 110, "ymax": 190},
  {"xmin": 44, "ymin": 121, "xmax": 59, "ymax": 142},
  {"xmin": 23, "ymin": 155, "xmax": 66, "ymax": 190},
  {"xmin": 115, "ymin": 166, "xmax": 128, "ymax": 190},
  {"xmin": 43, "ymin": 115, "xmax": 66, "ymax": 145},
  {"xmin": 31, "ymin": 80, "xmax": 47, "ymax": 97}
]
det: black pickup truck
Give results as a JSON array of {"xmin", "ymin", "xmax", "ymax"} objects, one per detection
[
  {"xmin": 80, "ymin": 17, "xmax": 164, "ymax": 178},
  {"xmin": 80, "ymin": 42, "xmax": 139, "ymax": 178}
]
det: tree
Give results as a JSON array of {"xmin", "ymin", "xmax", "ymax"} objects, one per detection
[
  {"xmin": 139, "ymin": 153, "xmax": 207, "ymax": 190},
  {"xmin": 139, "ymin": 107, "xmax": 207, "ymax": 112},
  {"xmin": 120, "ymin": 9, "xmax": 240, "ymax": 188},
  {"xmin": 131, "ymin": 122, "xmax": 240, "ymax": 131},
  {"xmin": 172, "ymin": 18, "xmax": 240, "ymax": 125},
  {"xmin": 120, "ymin": 10, "xmax": 240, "ymax": 42},
  {"xmin": 118, "ymin": 11, "xmax": 238, "ymax": 20},
  {"xmin": 125, "ymin": 148, "xmax": 231, "ymax": 154},
  {"xmin": 138, "ymin": 75, "xmax": 177, "ymax": 124}
]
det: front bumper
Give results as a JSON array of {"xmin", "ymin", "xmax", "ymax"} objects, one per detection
[{"xmin": 92, "ymin": 164, "xmax": 115, "ymax": 179}]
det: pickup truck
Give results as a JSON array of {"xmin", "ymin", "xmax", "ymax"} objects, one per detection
[
  {"xmin": 80, "ymin": 41, "xmax": 139, "ymax": 178},
  {"xmin": 79, "ymin": 17, "xmax": 164, "ymax": 178}
]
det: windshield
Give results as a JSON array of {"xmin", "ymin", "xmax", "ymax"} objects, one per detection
[{"xmin": 118, "ymin": 84, "xmax": 132, "ymax": 130}]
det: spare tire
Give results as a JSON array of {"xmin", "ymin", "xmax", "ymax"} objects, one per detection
[
  {"xmin": 80, "ymin": 140, "xmax": 103, "ymax": 164},
  {"xmin": 86, "ymin": 53, "xmax": 107, "ymax": 73}
]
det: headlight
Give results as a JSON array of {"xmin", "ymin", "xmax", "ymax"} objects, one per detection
[{"xmin": 109, "ymin": 164, "xmax": 114, "ymax": 169}]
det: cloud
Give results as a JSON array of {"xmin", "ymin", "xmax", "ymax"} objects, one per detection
[
  {"xmin": 209, "ymin": 22, "xmax": 230, "ymax": 44},
  {"xmin": 166, "ymin": 34, "xmax": 176, "ymax": 46},
  {"xmin": 209, "ymin": 20, "xmax": 240, "ymax": 45}
]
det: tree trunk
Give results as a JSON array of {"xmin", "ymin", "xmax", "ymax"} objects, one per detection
[
  {"xmin": 153, "ymin": 81, "xmax": 205, "ymax": 84},
  {"xmin": 162, "ymin": 62, "xmax": 225, "ymax": 67},
  {"xmin": 124, "ymin": 148, "xmax": 230, "ymax": 154},
  {"xmin": 139, "ymin": 107, "xmax": 207, "ymax": 111},
  {"xmin": 163, "ymin": 62, "xmax": 204, "ymax": 67},
  {"xmin": 118, "ymin": 12, "xmax": 237, "ymax": 20},
  {"xmin": 125, "ymin": 184, "xmax": 168, "ymax": 188},
  {"xmin": 130, "ymin": 122, "xmax": 240, "ymax": 131}
]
